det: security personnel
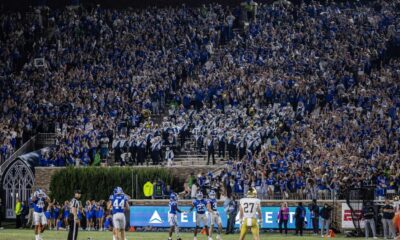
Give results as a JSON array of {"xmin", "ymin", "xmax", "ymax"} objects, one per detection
[{"xmin": 68, "ymin": 190, "xmax": 81, "ymax": 240}]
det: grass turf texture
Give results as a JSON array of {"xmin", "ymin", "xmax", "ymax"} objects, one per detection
[{"xmin": 0, "ymin": 229, "xmax": 367, "ymax": 240}]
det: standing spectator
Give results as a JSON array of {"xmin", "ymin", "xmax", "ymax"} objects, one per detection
[
  {"xmin": 309, "ymin": 199, "xmax": 319, "ymax": 235},
  {"xmin": 320, "ymin": 203, "xmax": 333, "ymax": 237},
  {"xmin": 363, "ymin": 204, "xmax": 377, "ymax": 239},
  {"xmin": 226, "ymin": 11, "xmax": 235, "ymax": 40},
  {"xmin": 99, "ymin": 135, "xmax": 109, "ymax": 161},
  {"xmin": 206, "ymin": 135, "xmax": 215, "ymax": 165},
  {"xmin": 294, "ymin": 202, "xmax": 306, "ymax": 236},
  {"xmin": 153, "ymin": 179, "xmax": 165, "ymax": 199},
  {"xmin": 225, "ymin": 194, "xmax": 238, "ymax": 234},
  {"xmin": 381, "ymin": 200, "xmax": 396, "ymax": 239},
  {"xmin": 191, "ymin": 180, "xmax": 199, "ymax": 199},
  {"xmin": 218, "ymin": 132, "xmax": 226, "ymax": 159},
  {"xmin": 26, "ymin": 197, "xmax": 34, "ymax": 229},
  {"xmin": 187, "ymin": 172, "xmax": 196, "ymax": 190},
  {"xmin": 165, "ymin": 147, "xmax": 174, "ymax": 167},
  {"xmin": 21, "ymin": 201, "xmax": 29, "ymax": 228},
  {"xmin": 137, "ymin": 137, "xmax": 146, "ymax": 165},
  {"xmin": 277, "ymin": 202, "xmax": 289, "ymax": 235},
  {"xmin": 151, "ymin": 137, "xmax": 161, "ymax": 165},
  {"xmin": 15, "ymin": 198, "xmax": 22, "ymax": 228}
]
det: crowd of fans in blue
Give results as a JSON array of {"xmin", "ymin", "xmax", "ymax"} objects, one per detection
[{"xmin": 0, "ymin": 0, "xmax": 399, "ymax": 199}]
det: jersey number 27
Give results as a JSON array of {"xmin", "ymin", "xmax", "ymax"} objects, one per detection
[{"xmin": 243, "ymin": 203, "xmax": 254, "ymax": 213}]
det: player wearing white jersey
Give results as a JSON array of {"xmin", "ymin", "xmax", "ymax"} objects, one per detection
[{"xmin": 239, "ymin": 188, "xmax": 262, "ymax": 240}]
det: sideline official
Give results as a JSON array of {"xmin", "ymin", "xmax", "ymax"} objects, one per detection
[{"xmin": 68, "ymin": 190, "xmax": 81, "ymax": 240}]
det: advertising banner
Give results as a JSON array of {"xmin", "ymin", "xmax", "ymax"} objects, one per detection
[
  {"xmin": 341, "ymin": 203, "xmax": 364, "ymax": 229},
  {"xmin": 130, "ymin": 206, "xmax": 316, "ymax": 229}
]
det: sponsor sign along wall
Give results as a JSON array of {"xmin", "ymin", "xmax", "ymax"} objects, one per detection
[{"xmin": 130, "ymin": 206, "xmax": 317, "ymax": 229}]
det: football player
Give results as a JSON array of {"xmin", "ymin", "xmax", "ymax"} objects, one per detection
[
  {"xmin": 207, "ymin": 190, "xmax": 222, "ymax": 240},
  {"xmin": 31, "ymin": 189, "xmax": 51, "ymax": 240},
  {"xmin": 190, "ymin": 191, "xmax": 210, "ymax": 240},
  {"xmin": 239, "ymin": 187, "xmax": 262, "ymax": 240},
  {"xmin": 108, "ymin": 187, "xmax": 129, "ymax": 240},
  {"xmin": 168, "ymin": 193, "xmax": 185, "ymax": 240}
]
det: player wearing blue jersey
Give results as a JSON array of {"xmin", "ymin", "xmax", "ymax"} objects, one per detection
[
  {"xmin": 31, "ymin": 189, "xmax": 51, "ymax": 240},
  {"xmin": 168, "ymin": 193, "xmax": 185, "ymax": 240},
  {"xmin": 107, "ymin": 187, "xmax": 129, "ymax": 240},
  {"xmin": 207, "ymin": 191, "xmax": 222, "ymax": 240},
  {"xmin": 190, "ymin": 192, "xmax": 210, "ymax": 240}
]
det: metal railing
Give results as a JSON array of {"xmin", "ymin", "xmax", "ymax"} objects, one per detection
[
  {"xmin": 36, "ymin": 133, "xmax": 57, "ymax": 147},
  {"xmin": 0, "ymin": 133, "xmax": 56, "ymax": 176},
  {"xmin": 0, "ymin": 135, "xmax": 37, "ymax": 176}
]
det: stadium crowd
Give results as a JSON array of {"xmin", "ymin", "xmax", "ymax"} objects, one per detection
[{"xmin": 0, "ymin": 0, "xmax": 399, "ymax": 200}]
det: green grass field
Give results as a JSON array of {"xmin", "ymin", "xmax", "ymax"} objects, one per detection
[{"xmin": 0, "ymin": 229, "xmax": 367, "ymax": 240}]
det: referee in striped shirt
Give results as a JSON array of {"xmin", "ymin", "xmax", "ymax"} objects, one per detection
[{"xmin": 68, "ymin": 190, "xmax": 81, "ymax": 240}]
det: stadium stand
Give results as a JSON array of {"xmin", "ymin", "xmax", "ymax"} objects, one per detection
[{"xmin": 0, "ymin": 0, "xmax": 399, "ymax": 203}]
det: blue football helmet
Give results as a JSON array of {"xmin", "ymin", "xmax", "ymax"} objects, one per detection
[
  {"xmin": 115, "ymin": 186, "xmax": 124, "ymax": 195},
  {"xmin": 209, "ymin": 190, "xmax": 216, "ymax": 199},
  {"xmin": 170, "ymin": 193, "xmax": 177, "ymax": 201},
  {"xmin": 196, "ymin": 191, "xmax": 203, "ymax": 200}
]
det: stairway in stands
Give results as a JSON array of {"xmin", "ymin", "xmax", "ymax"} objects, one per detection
[{"xmin": 173, "ymin": 139, "xmax": 225, "ymax": 167}]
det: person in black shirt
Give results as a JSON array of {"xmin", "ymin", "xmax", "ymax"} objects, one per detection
[
  {"xmin": 320, "ymin": 204, "xmax": 333, "ymax": 237},
  {"xmin": 309, "ymin": 199, "xmax": 319, "ymax": 235},
  {"xmin": 21, "ymin": 201, "xmax": 29, "ymax": 228},
  {"xmin": 68, "ymin": 190, "xmax": 81, "ymax": 240},
  {"xmin": 294, "ymin": 202, "xmax": 307, "ymax": 236},
  {"xmin": 381, "ymin": 200, "xmax": 395, "ymax": 239},
  {"xmin": 363, "ymin": 204, "xmax": 377, "ymax": 239},
  {"xmin": 225, "ymin": 194, "xmax": 238, "ymax": 234}
]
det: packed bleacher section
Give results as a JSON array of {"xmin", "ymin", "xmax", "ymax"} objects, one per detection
[{"xmin": 1, "ymin": 0, "xmax": 399, "ymax": 199}]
